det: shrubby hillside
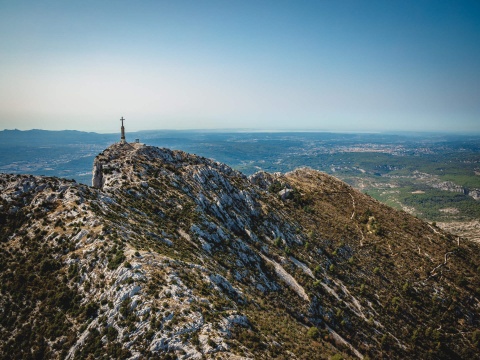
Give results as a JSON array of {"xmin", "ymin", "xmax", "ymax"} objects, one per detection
[{"xmin": 1, "ymin": 143, "xmax": 479, "ymax": 359}]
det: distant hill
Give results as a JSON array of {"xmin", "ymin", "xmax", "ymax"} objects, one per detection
[
  {"xmin": 1, "ymin": 143, "xmax": 479, "ymax": 359},
  {"xmin": 0, "ymin": 129, "xmax": 117, "ymax": 146}
]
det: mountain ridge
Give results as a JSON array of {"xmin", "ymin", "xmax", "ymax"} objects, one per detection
[{"xmin": 1, "ymin": 142, "xmax": 479, "ymax": 359}]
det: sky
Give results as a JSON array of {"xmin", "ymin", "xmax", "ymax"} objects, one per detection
[{"xmin": 0, "ymin": 0, "xmax": 479, "ymax": 133}]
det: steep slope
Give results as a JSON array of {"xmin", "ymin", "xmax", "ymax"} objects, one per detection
[{"xmin": 1, "ymin": 142, "xmax": 479, "ymax": 360}]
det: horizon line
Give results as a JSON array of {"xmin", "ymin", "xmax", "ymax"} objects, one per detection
[{"xmin": 2, "ymin": 128, "xmax": 480, "ymax": 136}]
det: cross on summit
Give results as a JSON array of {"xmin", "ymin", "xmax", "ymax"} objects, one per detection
[{"xmin": 120, "ymin": 116, "xmax": 126, "ymax": 143}]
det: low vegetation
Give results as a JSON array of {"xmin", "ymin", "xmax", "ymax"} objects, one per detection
[{"xmin": 0, "ymin": 143, "xmax": 479, "ymax": 359}]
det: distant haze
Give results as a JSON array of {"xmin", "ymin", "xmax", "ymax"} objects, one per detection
[{"xmin": 1, "ymin": 1, "xmax": 479, "ymax": 133}]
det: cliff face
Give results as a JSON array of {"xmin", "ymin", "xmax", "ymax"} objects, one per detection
[
  {"xmin": 91, "ymin": 161, "xmax": 103, "ymax": 189},
  {"xmin": 1, "ymin": 143, "xmax": 479, "ymax": 360}
]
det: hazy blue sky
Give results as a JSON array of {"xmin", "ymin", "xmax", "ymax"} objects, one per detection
[{"xmin": 0, "ymin": 0, "xmax": 479, "ymax": 133}]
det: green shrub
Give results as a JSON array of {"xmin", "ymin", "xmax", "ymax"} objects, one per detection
[
  {"xmin": 105, "ymin": 326, "xmax": 118, "ymax": 342},
  {"xmin": 307, "ymin": 326, "xmax": 319, "ymax": 339},
  {"xmin": 108, "ymin": 251, "xmax": 126, "ymax": 270},
  {"xmin": 84, "ymin": 302, "xmax": 99, "ymax": 319},
  {"xmin": 268, "ymin": 181, "xmax": 283, "ymax": 194},
  {"xmin": 472, "ymin": 330, "xmax": 480, "ymax": 347},
  {"xmin": 274, "ymin": 237, "xmax": 282, "ymax": 247}
]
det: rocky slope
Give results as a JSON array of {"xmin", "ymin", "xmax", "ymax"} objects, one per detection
[{"xmin": 1, "ymin": 142, "xmax": 479, "ymax": 359}]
